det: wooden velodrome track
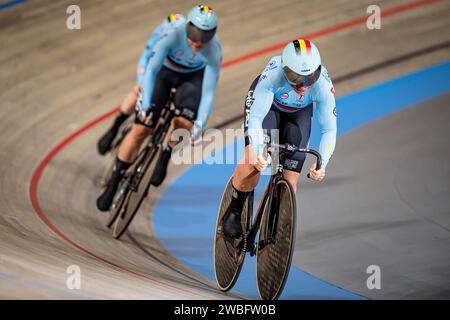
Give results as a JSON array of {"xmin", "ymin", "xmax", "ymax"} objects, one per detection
[{"xmin": 1, "ymin": 0, "xmax": 449, "ymax": 298}]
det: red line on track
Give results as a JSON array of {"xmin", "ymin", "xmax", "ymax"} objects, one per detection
[
  {"xmin": 222, "ymin": 0, "xmax": 441, "ymax": 68},
  {"xmin": 28, "ymin": 0, "xmax": 441, "ymax": 298},
  {"xmin": 29, "ymin": 107, "xmax": 213, "ymax": 298}
]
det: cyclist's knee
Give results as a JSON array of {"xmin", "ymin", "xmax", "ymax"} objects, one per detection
[
  {"xmin": 232, "ymin": 166, "xmax": 259, "ymax": 191},
  {"xmin": 129, "ymin": 124, "xmax": 151, "ymax": 141},
  {"xmin": 173, "ymin": 116, "xmax": 193, "ymax": 130},
  {"xmin": 233, "ymin": 148, "xmax": 260, "ymax": 191},
  {"xmin": 283, "ymin": 170, "xmax": 299, "ymax": 193},
  {"xmin": 241, "ymin": 144, "xmax": 256, "ymax": 166}
]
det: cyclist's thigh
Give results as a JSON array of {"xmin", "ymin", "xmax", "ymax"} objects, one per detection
[
  {"xmin": 135, "ymin": 67, "xmax": 172, "ymax": 128},
  {"xmin": 174, "ymin": 68, "xmax": 205, "ymax": 122},
  {"xmin": 280, "ymin": 103, "xmax": 313, "ymax": 172},
  {"xmin": 128, "ymin": 123, "xmax": 152, "ymax": 140},
  {"xmin": 261, "ymin": 106, "xmax": 281, "ymax": 144}
]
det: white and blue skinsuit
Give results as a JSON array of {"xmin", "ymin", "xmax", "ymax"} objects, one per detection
[
  {"xmin": 136, "ymin": 14, "xmax": 222, "ymax": 130},
  {"xmin": 247, "ymin": 56, "xmax": 337, "ymax": 169}
]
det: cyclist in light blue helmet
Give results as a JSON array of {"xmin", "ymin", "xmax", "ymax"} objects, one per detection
[
  {"xmin": 97, "ymin": 13, "xmax": 186, "ymax": 155},
  {"xmin": 97, "ymin": 5, "xmax": 222, "ymax": 212},
  {"xmin": 186, "ymin": 4, "xmax": 217, "ymax": 45},
  {"xmin": 222, "ymin": 39, "xmax": 337, "ymax": 238}
]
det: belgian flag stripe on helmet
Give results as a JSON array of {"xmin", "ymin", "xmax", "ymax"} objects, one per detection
[
  {"xmin": 167, "ymin": 13, "xmax": 178, "ymax": 22},
  {"xmin": 293, "ymin": 39, "xmax": 312, "ymax": 54},
  {"xmin": 200, "ymin": 4, "xmax": 212, "ymax": 13}
]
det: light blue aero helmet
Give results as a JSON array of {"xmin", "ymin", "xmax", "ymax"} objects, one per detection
[
  {"xmin": 186, "ymin": 4, "xmax": 218, "ymax": 43},
  {"xmin": 281, "ymin": 39, "xmax": 322, "ymax": 87}
]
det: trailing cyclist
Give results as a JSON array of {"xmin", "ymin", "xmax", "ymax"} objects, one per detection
[
  {"xmin": 97, "ymin": 4, "xmax": 222, "ymax": 211},
  {"xmin": 97, "ymin": 13, "xmax": 187, "ymax": 155},
  {"xmin": 222, "ymin": 39, "xmax": 337, "ymax": 238}
]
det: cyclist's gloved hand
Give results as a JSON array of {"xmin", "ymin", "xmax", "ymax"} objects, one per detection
[
  {"xmin": 191, "ymin": 121, "xmax": 203, "ymax": 145},
  {"xmin": 135, "ymin": 89, "xmax": 152, "ymax": 124},
  {"xmin": 309, "ymin": 163, "xmax": 325, "ymax": 181},
  {"xmin": 137, "ymin": 108, "xmax": 152, "ymax": 125},
  {"xmin": 136, "ymin": 93, "xmax": 154, "ymax": 125},
  {"xmin": 254, "ymin": 152, "xmax": 272, "ymax": 172}
]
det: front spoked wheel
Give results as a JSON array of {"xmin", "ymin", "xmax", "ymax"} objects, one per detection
[
  {"xmin": 256, "ymin": 179, "xmax": 296, "ymax": 300},
  {"xmin": 112, "ymin": 146, "xmax": 161, "ymax": 239},
  {"xmin": 214, "ymin": 177, "xmax": 253, "ymax": 292},
  {"xmin": 100, "ymin": 153, "xmax": 116, "ymax": 188}
]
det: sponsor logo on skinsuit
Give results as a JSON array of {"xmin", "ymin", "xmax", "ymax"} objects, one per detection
[
  {"xmin": 264, "ymin": 59, "xmax": 277, "ymax": 72},
  {"xmin": 245, "ymin": 90, "xmax": 254, "ymax": 108},
  {"xmin": 258, "ymin": 74, "xmax": 268, "ymax": 82},
  {"xmin": 245, "ymin": 90, "xmax": 254, "ymax": 127},
  {"xmin": 280, "ymin": 93, "xmax": 289, "ymax": 99},
  {"xmin": 284, "ymin": 159, "xmax": 299, "ymax": 170}
]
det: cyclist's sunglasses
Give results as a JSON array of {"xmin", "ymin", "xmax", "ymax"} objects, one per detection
[
  {"xmin": 186, "ymin": 22, "xmax": 216, "ymax": 43},
  {"xmin": 283, "ymin": 65, "xmax": 322, "ymax": 87}
]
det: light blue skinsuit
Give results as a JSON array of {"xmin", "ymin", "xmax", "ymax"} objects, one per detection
[
  {"xmin": 247, "ymin": 56, "xmax": 337, "ymax": 168},
  {"xmin": 136, "ymin": 14, "xmax": 222, "ymax": 130}
]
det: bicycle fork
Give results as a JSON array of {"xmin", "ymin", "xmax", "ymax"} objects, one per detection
[{"xmin": 252, "ymin": 172, "xmax": 283, "ymax": 255}]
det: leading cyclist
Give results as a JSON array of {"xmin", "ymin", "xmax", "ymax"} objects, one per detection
[
  {"xmin": 222, "ymin": 39, "xmax": 337, "ymax": 238},
  {"xmin": 97, "ymin": 5, "xmax": 222, "ymax": 211}
]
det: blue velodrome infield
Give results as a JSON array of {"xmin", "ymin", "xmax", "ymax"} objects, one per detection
[
  {"xmin": 153, "ymin": 60, "xmax": 450, "ymax": 299},
  {"xmin": 0, "ymin": 0, "xmax": 28, "ymax": 11}
]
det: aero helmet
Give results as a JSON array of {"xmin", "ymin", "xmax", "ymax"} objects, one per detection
[
  {"xmin": 186, "ymin": 5, "xmax": 217, "ymax": 43},
  {"xmin": 281, "ymin": 39, "xmax": 322, "ymax": 87}
]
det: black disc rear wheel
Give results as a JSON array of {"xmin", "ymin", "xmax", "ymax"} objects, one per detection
[{"xmin": 256, "ymin": 179, "xmax": 296, "ymax": 300}]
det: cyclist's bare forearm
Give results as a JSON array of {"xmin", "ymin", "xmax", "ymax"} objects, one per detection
[{"xmin": 233, "ymin": 145, "xmax": 303, "ymax": 193}]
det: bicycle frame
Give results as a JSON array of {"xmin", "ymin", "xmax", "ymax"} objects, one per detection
[
  {"xmin": 243, "ymin": 144, "xmax": 321, "ymax": 255},
  {"xmin": 129, "ymin": 90, "xmax": 180, "ymax": 191}
]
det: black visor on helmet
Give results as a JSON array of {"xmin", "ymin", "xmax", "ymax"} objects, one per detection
[
  {"xmin": 283, "ymin": 64, "xmax": 322, "ymax": 87},
  {"xmin": 186, "ymin": 22, "xmax": 216, "ymax": 43}
]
